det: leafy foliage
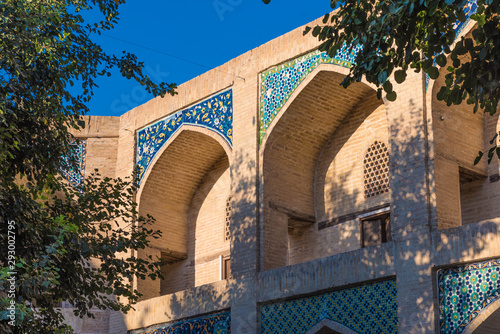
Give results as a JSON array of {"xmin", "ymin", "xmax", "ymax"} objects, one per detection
[
  {"xmin": 264, "ymin": 0, "xmax": 500, "ymax": 161},
  {"xmin": 0, "ymin": 0, "xmax": 175, "ymax": 332}
]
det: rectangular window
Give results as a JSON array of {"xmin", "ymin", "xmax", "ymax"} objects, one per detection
[
  {"xmin": 223, "ymin": 258, "xmax": 231, "ymax": 279},
  {"xmin": 360, "ymin": 211, "xmax": 391, "ymax": 248}
]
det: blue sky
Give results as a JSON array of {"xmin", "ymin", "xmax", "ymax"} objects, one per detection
[{"xmin": 86, "ymin": 0, "xmax": 332, "ymax": 116}]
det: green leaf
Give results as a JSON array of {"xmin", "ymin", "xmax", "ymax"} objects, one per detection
[
  {"xmin": 479, "ymin": 48, "xmax": 487, "ymax": 61},
  {"xmin": 383, "ymin": 80, "xmax": 393, "ymax": 93},
  {"xmin": 394, "ymin": 70, "xmax": 407, "ymax": 84},
  {"xmin": 436, "ymin": 54, "xmax": 447, "ymax": 67},
  {"xmin": 427, "ymin": 66, "xmax": 439, "ymax": 79},
  {"xmin": 386, "ymin": 91, "xmax": 397, "ymax": 101},
  {"xmin": 378, "ymin": 71, "xmax": 388, "ymax": 84},
  {"xmin": 474, "ymin": 151, "xmax": 484, "ymax": 165}
]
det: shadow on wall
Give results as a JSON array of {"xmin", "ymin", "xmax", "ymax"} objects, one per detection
[
  {"xmin": 128, "ymin": 79, "xmax": 500, "ymax": 334},
  {"xmin": 127, "ymin": 150, "xmax": 261, "ymax": 334}
]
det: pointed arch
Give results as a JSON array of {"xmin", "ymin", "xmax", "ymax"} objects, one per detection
[
  {"xmin": 137, "ymin": 124, "xmax": 232, "ymax": 201},
  {"xmin": 136, "ymin": 128, "xmax": 231, "ymax": 299},
  {"xmin": 259, "ymin": 63, "xmax": 388, "ymax": 269}
]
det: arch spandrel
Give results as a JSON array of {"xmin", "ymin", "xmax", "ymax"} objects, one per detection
[
  {"xmin": 136, "ymin": 88, "xmax": 233, "ymax": 184},
  {"xmin": 259, "ymin": 47, "xmax": 366, "ymax": 144},
  {"xmin": 438, "ymin": 259, "xmax": 500, "ymax": 334}
]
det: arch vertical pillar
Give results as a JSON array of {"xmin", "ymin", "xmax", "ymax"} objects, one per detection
[{"xmin": 387, "ymin": 70, "xmax": 437, "ymax": 333}]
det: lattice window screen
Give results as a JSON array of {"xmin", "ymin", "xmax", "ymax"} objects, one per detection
[
  {"xmin": 364, "ymin": 141, "xmax": 389, "ymax": 198},
  {"xmin": 224, "ymin": 196, "xmax": 231, "ymax": 241}
]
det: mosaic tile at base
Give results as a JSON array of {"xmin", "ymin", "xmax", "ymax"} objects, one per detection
[
  {"xmin": 62, "ymin": 139, "xmax": 86, "ymax": 188},
  {"xmin": 438, "ymin": 258, "xmax": 500, "ymax": 334},
  {"xmin": 136, "ymin": 89, "xmax": 233, "ymax": 183},
  {"xmin": 259, "ymin": 45, "xmax": 362, "ymax": 143},
  {"xmin": 261, "ymin": 279, "xmax": 398, "ymax": 334},
  {"xmin": 133, "ymin": 311, "xmax": 230, "ymax": 334}
]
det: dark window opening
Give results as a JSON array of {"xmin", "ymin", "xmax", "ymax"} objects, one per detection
[
  {"xmin": 223, "ymin": 258, "xmax": 231, "ymax": 279},
  {"xmin": 361, "ymin": 212, "xmax": 391, "ymax": 248}
]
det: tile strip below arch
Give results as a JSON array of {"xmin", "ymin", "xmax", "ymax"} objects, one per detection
[{"xmin": 136, "ymin": 88, "xmax": 233, "ymax": 183}]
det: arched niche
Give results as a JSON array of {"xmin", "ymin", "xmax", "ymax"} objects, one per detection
[
  {"xmin": 137, "ymin": 127, "xmax": 231, "ymax": 299},
  {"xmin": 261, "ymin": 65, "xmax": 390, "ymax": 270}
]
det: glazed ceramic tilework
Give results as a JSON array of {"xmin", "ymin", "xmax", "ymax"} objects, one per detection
[
  {"xmin": 261, "ymin": 279, "xmax": 398, "ymax": 334},
  {"xmin": 425, "ymin": 0, "xmax": 478, "ymax": 90},
  {"xmin": 259, "ymin": 45, "xmax": 362, "ymax": 143},
  {"xmin": 134, "ymin": 311, "xmax": 230, "ymax": 334},
  {"xmin": 438, "ymin": 258, "xmax": 500, "ymax": 334},
  {"xmin": 62, "ymin": 139, "xmax": 86, "ymax": 188},
  {"xmin": 136, "ymin": 89, "xmax": 232, "ymax": 183}
]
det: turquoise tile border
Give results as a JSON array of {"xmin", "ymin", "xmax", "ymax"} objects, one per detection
[
  {"xmin": 261, "ymin": 279, "xmax": 398, "ymax": 334},
  {"xmin": 438, "ymin": 258, "xmax": 500, "ymax": 334},
  {"xmin": 259, "ymin": 45, "xmax": 362, "ymax": 144},
  {"xmin": 136, "ymin": 89, "xmax": 233, "ymax": 183},
  {"xmin": 133, "ymin": 311, "xmax": 230, "ymax": 334}
]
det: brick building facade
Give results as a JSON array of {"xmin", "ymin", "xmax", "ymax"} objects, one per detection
[{"xmin": 65, "ymin": 7, "xmax": 500, "ymax": 334}]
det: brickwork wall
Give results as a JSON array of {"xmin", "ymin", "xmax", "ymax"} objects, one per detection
[
  {"xmin": 262, "ymin": 69, "xmax": 374, "ymax": 270},
  {"xmin": 72, "ymin": 116, "xmax": 120, "ymax": 179},
  {"xmin": 189, "ymin": 156, "xmax": 231, "ymax": 287},
  {"xmin": 459, "ymin": 113, "xmax": 500, "ymax": 225},
  {"xmin": 431, "ymin": 72, "xmax": 500, "ymax": 229},
  {"xmin": 287, "ymin": 94, "xmax": 389, "ymax": 265},
  {"xmin": 71, "ymin": 13, "xmax": 500, "ymax": 334}
]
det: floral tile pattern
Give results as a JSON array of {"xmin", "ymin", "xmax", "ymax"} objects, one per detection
[
  {"xmin": 438, "ymin": 258, "xmax": 500, "ymax": 334},
  {"xmin": 136, "ymin": 89, "xmax": 233, "ymax": 183},
  {"xmin": 425, "ymin": 0, "xmax": 478, "ymax": 90},
  {"xmin": 134, "ymin": 311, "xmax": 230, "ymax": 334},
  {"xmin": 259, "ymin": 45, "xmax": 362, "ymax": 143},
  {"xmin": 261, "ymin": 279, "xmax": 398, "ymax": 334},
  {"xmin": 62, "ymin": 139, "xmax": 86, "ymax": 188}
]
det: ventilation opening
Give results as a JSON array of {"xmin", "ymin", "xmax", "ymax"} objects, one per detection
[
  {"xmin": 364, "ymin": 140, "xmax": 389, "ymax": 198},
  {"xmin": 225, "ymin": 196, "xmax": 231, "ymax": 242}
]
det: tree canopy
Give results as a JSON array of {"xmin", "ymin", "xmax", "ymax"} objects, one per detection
[
  {"xmin": 0, "ymin": 0, "xmax": 175, "ymax": 332},
  {"xmin": 264, "ymin": 0, "xmax": 499, "ymax": 161}
]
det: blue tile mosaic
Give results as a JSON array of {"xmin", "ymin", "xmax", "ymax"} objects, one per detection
[
  {"xmin": 425, "ymin": 0, "xmax": 478, "ymax": 90},
  {"xmin": 261, "ymin": 279, "xmax": 398, "ymax": 334},
  {"xmin": 259, "ymin": 45, "xmax": 362, "ymax": 143},
  {"xmin": 135, "ymin": 311, "xmax": 230, "ymax": 334},
  {"xmin": 62, "ymin": 139, "xmax": 86, "ymax": 188},
  {"xmin": 438, "ymin": 258, "xmax": 500, "ymax": 334},
  {"xmin": 136, "ymin": 89, "xmax": 233, "ymax": 183}
]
